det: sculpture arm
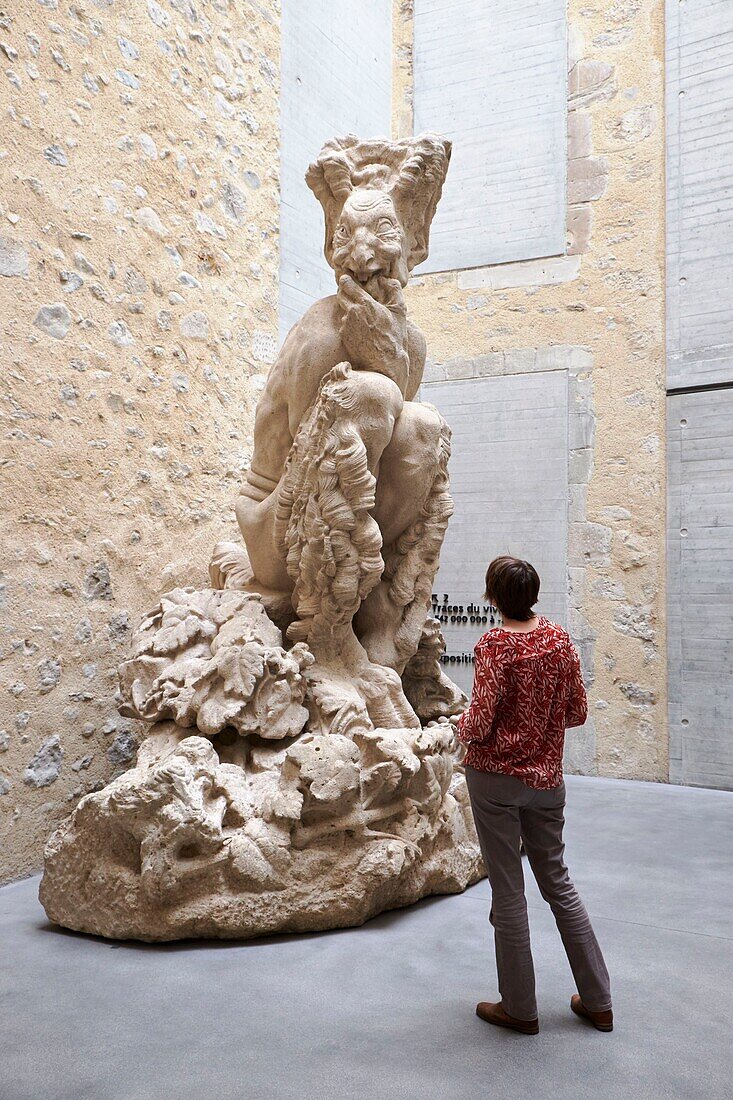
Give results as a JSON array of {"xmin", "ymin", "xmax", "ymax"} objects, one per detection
[
  {"xmin": 405, "ymin": 321, "xmax": 426, "ymax": 401},
  {"xmin": 241, "ymin": 376, "xmax": 293, "ymax": 502},
  {"xmin": 337, "ymin": 275, "xmax": 410, "ymax": 396}
]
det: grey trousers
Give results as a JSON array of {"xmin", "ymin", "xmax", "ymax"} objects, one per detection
[{"xmin": 465, "ymin": 766, "xmax": 612, "ymax": 1021}]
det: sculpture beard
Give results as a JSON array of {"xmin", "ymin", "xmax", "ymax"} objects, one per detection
[{"xmin": 39, "ymin": 134, "xmax": 484, "ymax": 943}]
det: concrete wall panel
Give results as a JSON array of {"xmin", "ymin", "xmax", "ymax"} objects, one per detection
[
  {"xmin": 424, "ymin": 372, "xmax": 569, "ymax": 698},
  {"xmin": 280, "ymin": 0, "xmax": 392, "ymax": 341},
  {"xmin": 666, "ymin": 0, "xmax": 733, "ymax": 388},
  {"xmin": 668, "ymin": 390, "xmax": 733, "ymax": 789},
  {"xmin": 413, "ymin": 0, "xmax": 567, "ymax": 274}
]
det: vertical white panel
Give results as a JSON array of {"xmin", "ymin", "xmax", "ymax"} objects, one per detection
[
  {"xmin": 666, "ymin": 2, "xmax": 733, "ymax": 790},
  {"xmin": 667, "ymin": 0, "xmax": 733, "ymax": 387},
  {"xmin": 279, "ymin": 1, "xmax": 392, "ymax": 342},
  {"xmin": 668, "ymin": 391, "xmax": 733, "ymax": 790},
  {"xmin": 413, "ymin": 0, "xmax": 567, "ymax": 274},
  {"xmin": 424, "ymin": 372, "xmax": 569, "ymax": 697}
]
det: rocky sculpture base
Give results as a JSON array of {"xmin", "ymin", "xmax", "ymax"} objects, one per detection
[
  {"xmin": 40, "ymin": 584, "xmax": 481, "ymax": 941},
  {"xmin": 40, "ymin": 720, "xmax": 481, "ymax": 942}
]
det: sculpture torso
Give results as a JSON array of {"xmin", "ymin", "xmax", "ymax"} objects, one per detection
[{"xmin": 248, "ymin": 294, "xmax": 427, "ymax": 489}]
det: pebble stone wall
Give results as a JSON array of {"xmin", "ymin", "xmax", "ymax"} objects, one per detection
[
  {"xmin": 1, "ymin": 0, "xmax": 668, "ymax": 886},
  {"xmin": 0, "ymin": 0, "xmax": 280, "ymax": 884}
]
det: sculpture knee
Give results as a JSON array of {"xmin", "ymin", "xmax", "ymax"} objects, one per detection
[
  {"xmin": 409, "ymin": 404, "xmax": 443, "ymax": 463},
  {"xmin": 387, "ymin": 404, "xmax": 444, "ymax": 484},
  {"xmin": 346, "ymin": 371, "xmax": 404, "ymax": 461}
]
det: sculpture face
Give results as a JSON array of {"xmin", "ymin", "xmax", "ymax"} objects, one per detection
[
  {"xmin": 331, "ymin": 189, "xmax": 407, "ymax": 286},
  {"xmin": 306, "ymin": 135, "xmax": 452, "ymax": 284}
]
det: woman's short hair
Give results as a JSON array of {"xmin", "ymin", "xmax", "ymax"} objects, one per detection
[{"xmin": 484, "ymin": 556, "xmax": 540, "ymax": 622}]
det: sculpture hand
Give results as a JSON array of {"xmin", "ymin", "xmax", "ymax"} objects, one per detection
[{"xmin": 338, "ymin": 274, "xmax": 410, "ymax": 394}]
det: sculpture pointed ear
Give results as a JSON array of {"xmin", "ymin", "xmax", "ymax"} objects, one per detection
[
  {"xmin": 390, "ymin": 135, "xmax": 452, "ymax": 271},
  {"xmin": 305, "ymin": 137, "xmax": 356, "ymax": 269}
]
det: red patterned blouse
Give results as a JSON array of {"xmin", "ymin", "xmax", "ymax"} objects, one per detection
[{"xmin": 456, "ymin": 617, "xmax": 588, "ymax": 790}]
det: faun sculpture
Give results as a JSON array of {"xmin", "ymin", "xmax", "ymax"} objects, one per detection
[{"xmin": 40, "ymin": 135, "xmax": 483, "ymax": 941}]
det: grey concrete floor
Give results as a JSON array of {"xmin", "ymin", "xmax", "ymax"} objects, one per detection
[{"xmin": 2, "ymin": 775, "xmax": 732, "ymax": 1100}]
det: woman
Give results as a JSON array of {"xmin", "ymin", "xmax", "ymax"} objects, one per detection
[{"xmin": 457, "ymin": 555, "xmax": 612, "ymax": 1035}]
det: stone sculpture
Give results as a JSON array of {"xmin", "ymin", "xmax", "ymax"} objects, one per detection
[{"xmin": 40, "ymin": 135, "xmax": 483, "ymax": 941}]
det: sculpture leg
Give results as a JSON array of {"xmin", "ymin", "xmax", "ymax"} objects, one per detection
[
  {"xmin": 354, "ymin": 402, "xmax": 452, "ymax": 672},
  {"xmin": 244, "ymin": 364, "xmax": 401, "ymax": 641},
  {"xmin": 234, "ymin": 365, "xmax": 403, "ymax": 595},
  {"xmin": 228, "ymin": 369, "xmax": 446, "ymax": 731}
]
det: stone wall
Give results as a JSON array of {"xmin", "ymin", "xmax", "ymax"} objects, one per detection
[
  {"xmin": 0, "ymin": 0, "xmax": 668, "ymax": 887},
  {"xmin": 0, "ymin": 0, "xmax": 280, "ymax": 884},
  {"xmin": 394, "ymin": 0, "xmax": 668, "ymax": 782}
]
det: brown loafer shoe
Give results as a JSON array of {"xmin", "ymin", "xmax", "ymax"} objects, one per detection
[
  {"xmin": 571, "ymin": 994, "xmax": 613, "ymax": 1032},
  {"xmin": 476, "ymin": 1001, "xmax": 539, "ymax": 1035}
]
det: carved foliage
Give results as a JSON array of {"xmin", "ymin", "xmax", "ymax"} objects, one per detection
[
  {"xmin": 40, "ymin": 718, "xmax": 481, "ymax": 937},
  {"xmin": 401, "ymin": 617, "xmax": 468, "ymax": 723},
  {"xmin": 118, "ymin": 588, "xmax": 313, "ymax": 740}
]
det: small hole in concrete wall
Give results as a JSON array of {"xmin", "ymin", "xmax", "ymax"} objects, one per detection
[
  {"xmin": 680, "ymin": 418, "xmax": 687, "ymax": 426},
  {"xmin": 681, "ymin": 719, "xmax": 689, "ymax": 726},
  {"xmin": 680, "ymin": 528, "xmax": 688, "ymax": 536}
]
